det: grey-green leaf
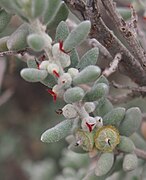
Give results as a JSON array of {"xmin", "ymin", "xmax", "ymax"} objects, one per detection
[
  {"xmin": 0, "ymin": 9, "xmax": 11, "ymax": 33},
  {"xmin": 20, "ymin": 68, "xmax": 48, "ymax": 82},
  {"xmin": 117, "ymin": 136, "xmax": 135, "ymax": 153},
  {"xmin": 94, "ymin": 98, "xmax": 113, "ymax": 117},
  {"xmin": 47, "ymin": 2, "xmax": 69, "ymax": 29},
  {"xmin": 43, "ymin": 0, "xmax": 61, "ymax": 24},
  {"xmin": 55, "ymin": 21, "xmax": 69, "ymax": 43},
  {"xmin": 103, "ymin": 107, "xmax": 126, "ymax": 127},
  {"xmin": 130, "ymin": 133, "xmax": 146, "ymax": 151},
  {"xmin": 119, "ymin": 107, "xmax": 142, "ymax": 136},
  {"xmin": 77, "ymin": 47, "xmax": 99, "ymax": 70},
  {"xmin": 73, "ymin": 65, "xmax": 101, "ymax": 85},
  {"xmin": 41, "ymin": 119, "xmax": 73, "ymax": 143},
  {"xmin": 83, "ymin": 83, "xmax": 109, "ymax": 102},
  {"xmin": 40, "ymin": 74, "xmax": 56, "ymax": 88},
  {"xmin": 94, "ymin": 75, "xmax": 109, "ymax": 86},
  {"xmin": 63, "ymin": 21, "xmax": 91, "ymax": 51},
  {"xmin": 123, "ymin": 153, "xmax": 138, "ymax": 171},
  {"xmin": 7, "ymin": 23, "xmax": 30, "ymax": 50},
  {"xmin": 69, "ymin": 48, "xmax": 79, "ymax": 68},
  {"xmin": 95, "ymin": 152, "xmax": 114, "ymax": 176},
  {"xmin": 31, "ymin": 0, "xmax": 48, "ymax": 19},
  {"xmin": 63, "ymin": 87, "xmax": 85, "ymax": 103}
]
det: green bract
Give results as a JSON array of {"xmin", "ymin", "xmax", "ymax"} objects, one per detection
[
  {"xmin": 41, "ymin": 119, "xmax": 73, "ymax": 143},
  {"xmin": 119, "ymin": 107, "xmax": 142, "ymax": 136},
  {"xmin": 123, "ymin": 153, "xmax": 138, "ymax": 171},
  {"xmin": 103, "ymin": 107, "xmax": 126, "ymax": 127},
  {"xmin": 27, "ymin": 34, "xmax": 45, "ymax": 51},
  {"xmin": 63, "ymin": 87, "xmax": 85, "ymax": 103},
  {"xmin": 63, "ymin": 21, "xmax": 91, "ymax": 51},
  {"xmin": 94, "ymin": 98, "xmax": 113, "ymax": 117},
  {"xmin": 83, "ymin": 83, "xmax": 109, "ymax": 102},
  {"xmin": 95, "ymin": 153, "xmax": 114, "ymax": 176},
  {"xmin": 20, "ymin": 68, "xmax": 48, "ymax": 82},
  {"xmin": 55, "ymin": 21, "xmax": 69, "ymax": 42},
  {"xmin": 77, "ymin": 47, "xmax": 99, "ymax": 70},
  {"xmin": 117, "ymin": 136, "xmax": 135, "ymax": 153},
  {"xmin": 73, "ymin": 65, "xmax": 101, "ymax": 85}
]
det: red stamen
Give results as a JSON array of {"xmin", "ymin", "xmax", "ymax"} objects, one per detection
[
  {"xmin": 35, "ymin": 59, "xmax": 40, "ymax": 69},
  {"xmin": 59, "ymin": 40, "xmax": 71, "ymax": 54},
  {"xmin": 47, "ymin": 89, "xmax": 57, "ymax": 102},
  {"xmin": 86, "ymin": 122, "xmax": 95, "ymax": 132},
  {"xmin": 127, "ymin": 4, "xmax": 132, "ymax": 8},
  {"xmin": 53, "ymin": 70, "xmax": 60, "ymax": 78},
  {"xmin": 40, "ymin": 54, "xmax": 46, "ymax": 61}
]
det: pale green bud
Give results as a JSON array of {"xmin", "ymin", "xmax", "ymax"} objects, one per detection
[
  {"xmin": 39, "ymin": 60, "xmax": 50, "ymax": 70},
  {"xmin": 58, "ymin": 73, "xmax": 72, "ymax": 88},
  {"xmin": 67, "ymin": 68, "xmax": 79, "ymax": 78},
  {"xmin": 62, "ymin": 104, "xmax": 78, "ymax": 119},
  {"xmin": 84, "ymin": 102, "xmax": 96, "ymax": 113}
]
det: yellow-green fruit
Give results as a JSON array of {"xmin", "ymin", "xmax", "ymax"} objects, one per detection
[
  {"xmin": 75, "ymin": 129, "xmax": 94, "ymax": 151},
  {"xmin": 94, "ymin": 125, "xmax": 120, "ymax": 152}
]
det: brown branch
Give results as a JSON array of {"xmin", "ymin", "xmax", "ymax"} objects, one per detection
[
  {"xmin": 0, "ymin": 48, "xmax": 31, "ymax": 57},
  {"xmin": 88, "ymin": 38, "xmax": 113, "ymax": 60},
  {"xmin": 64, "ymin": 0, "xmax": 146, "ymax": 86},
  {"xmin": 101, "ymin": 0, "xmax": 146, "ymax": 67},
  {"xmin": 134, "ymin": 148, "xmax": 146, "ymax": 160}
]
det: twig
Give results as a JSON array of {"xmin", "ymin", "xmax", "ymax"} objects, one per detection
[
  {"xmin": 88, "ymin": 38, "xmax": 112, "ymax": 60},
  {"xmin": 0, "ymin": 89, "xmax": 14, "ymax": 106},
  {"xmin": 101, "ymin": 0, "xmax": 146, "ymax": 67},
  {"xmin": 134, "ymin": 148, "xmax": 146, "ymax": 160},
  {"xmin": 137, "ymin": 24, "xmax": 146, "ymax": 51},
  {"xmin": 102, "ymin": 53, "xmax": 122, "ymax": 77},
  {"xmin": 0, "ymin": 48, "xmax": 30, "ymax": 57},
  {"xmin": 64, "ymin": 0, "xmax": 146, "ymax": 86}
]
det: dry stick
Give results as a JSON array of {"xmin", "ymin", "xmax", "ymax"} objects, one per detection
[
  {"xmin": 137, "ymin": 24, "xmax": 146, "ymax": 51},
  {"xmin": 64, "ymin": 0, "xmax": 146, "ymax": 86},
  {"xmin": 101, "ymin": 0, "xmax": 146, "ymax": 67},
  {"xmin": 88, "ymin": 38, "xmax": 113, "ymax": 60},
  {"xmin": 134, "ymin": 148, "xmax": 146, "ymax": 160},
  {"xmin": 0, "ymin": 48, "xmax": 30, "ymax": 57},
  {"xmin": 103, "ymin": 53, "xmax": 122, "ymax": 77}
]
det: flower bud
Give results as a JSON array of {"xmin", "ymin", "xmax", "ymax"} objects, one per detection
[
  {"xmin": 52, "ymin": 43, "xmax": 71, "ymax": 68},
  {"xmin": 67, "ymin": 68, "xmax": 79, "ymax": 78},
  {"xmin": 62, "ymin": 104, "xmax": 78, "ymax": 119},
  {"xmin": 52, "ymin": 85, "xmax": 64, "ymax": 98},
  {"xmin": 94, "ymin": 116, "xmax": 103, "ymax": 128},
  {"xmin": 58, "ymin": 73, "xmax": 72, "ymax": 88},
  {"xmin": 39, "ymin": 60, "xmax": 50, "ymax": 70},
  {"xmin": 81, "ymin": 116, "xmax": 97, "ymax": 132},
  {"xmin": 84, "ymin": 102, "xmax": 96, "ymax": 113},
  {"xmin": 63, "ymin": 87, "xmax": 84, "ymax": 103},
  {"xmin": 47, "ymin": 63, "xmax": 60, "ymax": 75}
]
